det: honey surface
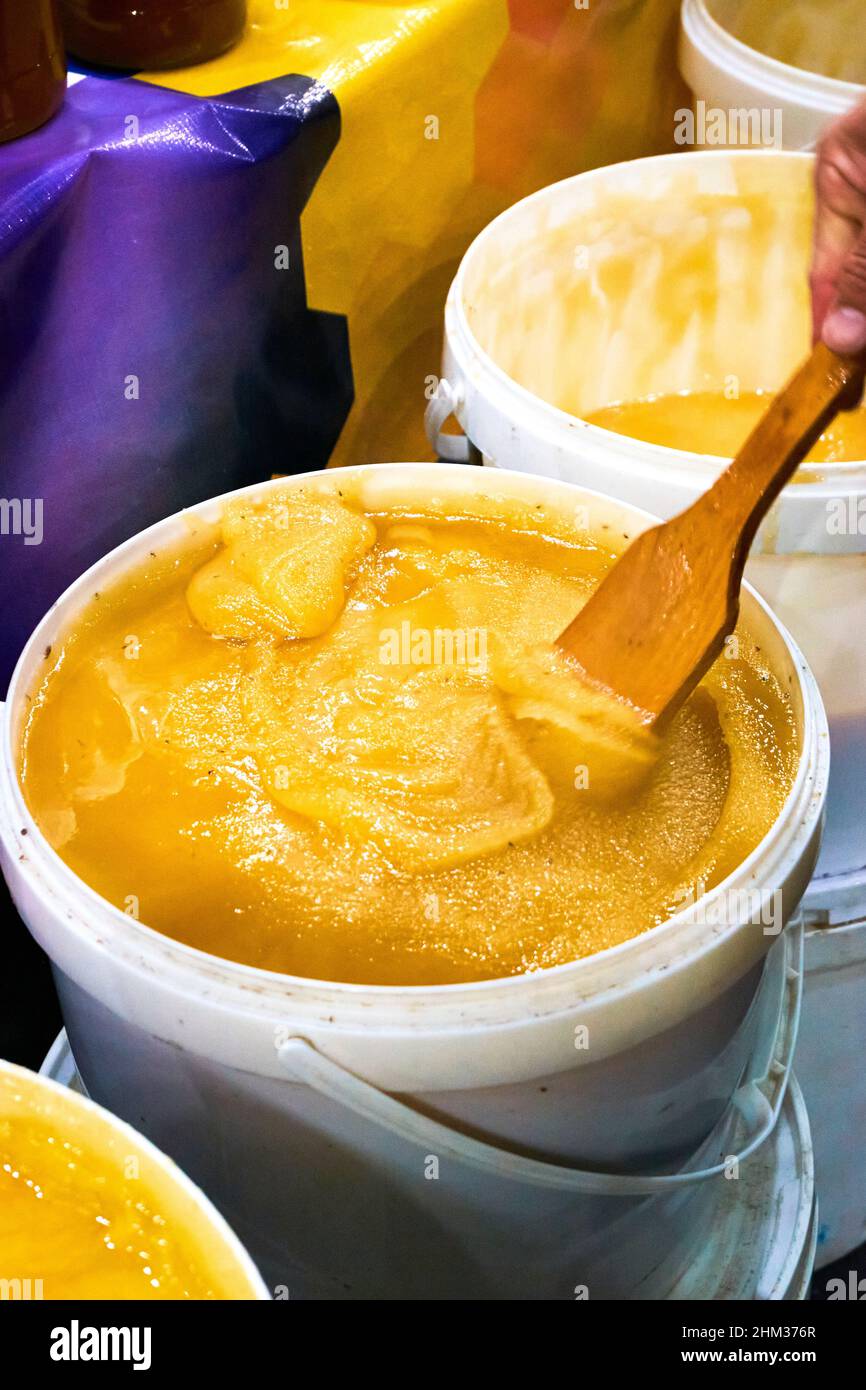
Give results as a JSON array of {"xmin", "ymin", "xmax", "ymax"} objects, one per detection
[
  {"xmin": 20, "ymin": 485, "xmax": 798, "ymax": 986},
  {"xmin": 0, "ymin": 1084, "xmax": 235, "ymax": 1300},
  {"xmin": 586, "ymin": 390, "xmax": 866, "ymax": 466}
]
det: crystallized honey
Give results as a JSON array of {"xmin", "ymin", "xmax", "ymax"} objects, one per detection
[
  {"xmin": 586, "ymin": 390, "xmax": 866, "ymax": 466},
  {"xmin": 20, "ymin": 483, "xmax": 798, "ymax": 986},
  {"xmin": 0, "ymin": 1066, "xmax": 257, "ymax": 1299}
]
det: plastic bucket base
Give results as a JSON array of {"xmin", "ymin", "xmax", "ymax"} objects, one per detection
[
  {"xmin": 798, "ymin": 915, "xmax": 866, "ymax": 1267},
  {"xmin": 41, "ymin": 1031, "xmax": 816, "ymax": 1301},
  {"xmin": 666, "ymin": 1077, "xmax": 816, "ymax": 1300}
]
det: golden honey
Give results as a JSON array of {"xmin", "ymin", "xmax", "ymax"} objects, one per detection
[
  {"xmin": 0, "ymin": 1067, "xmax": 256, "ymax": 1300},
  {"xmin": 19, "ymin": 483, "xmax": 798, "ymax": 986},
  {"xmin": 586, "ymin": 389, "xmax": 866, "ymax": 466}
]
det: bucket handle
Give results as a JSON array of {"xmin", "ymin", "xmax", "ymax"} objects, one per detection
[
  {"xmin": 276, "ymin": 919, "xmax": 803, "ymax": 1196},
  {"xmin": 424, "ymin": 378, "xmax": 471, "ymax": 463}
]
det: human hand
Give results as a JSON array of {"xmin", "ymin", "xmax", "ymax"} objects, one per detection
[{"xmin": 812, "ymin": 96, "xmax": 866, "ymax": 357}]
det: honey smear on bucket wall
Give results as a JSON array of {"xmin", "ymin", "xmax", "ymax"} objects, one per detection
[
  {"xmin": 18, "ymin": 477, "xmax": 797, "ymax": 986},
  {"xmin": 707, "ymin": 0, "xmax": 866, "ymax": 85}
]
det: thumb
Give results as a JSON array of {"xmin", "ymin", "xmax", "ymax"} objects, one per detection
[{"xmin": 823, "ymin": 226, "xmax": 866, "ymax": 354}]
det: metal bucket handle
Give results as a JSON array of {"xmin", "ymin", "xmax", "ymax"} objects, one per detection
[{"xmin": 277, "ymin": 918, "xmax": 803, "ymax": 1196}]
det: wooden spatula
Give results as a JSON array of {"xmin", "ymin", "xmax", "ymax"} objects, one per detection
[{"xmin": 557, "ymin": 342, "xmax": 865, "ymax": 729}]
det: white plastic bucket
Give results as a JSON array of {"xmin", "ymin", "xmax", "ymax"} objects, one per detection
[
  {"xmin": 0, "ymin": 1058, "xmax": 269, "ymax": 1300},
  {"xmin": 678, "ymin": 0, "xmax": 865, "ymax": 150},
  {"xmin": 40, "ymin": 1027, "xmax": 818, "ymax": 1301},
  {"xmin": 0, "ymin": 464, "xmax": 828, "ymax": 1298}
]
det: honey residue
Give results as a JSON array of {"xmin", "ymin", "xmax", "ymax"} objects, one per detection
[
  {"xmin": 586, "ymin": 389, "xmax": 866, "ymax": 467},
  {"xmin": 19, "ymin": 485, "xmax": 798, "ymax": 986},
  {"xmin": 712, "ymin": 0, "xmax": 866, "ymax": 85}
]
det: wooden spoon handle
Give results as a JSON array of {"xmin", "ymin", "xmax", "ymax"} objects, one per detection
[
  {"xmin": 557, "ymin": 342, "xmax": 865, "ymax": 727},
  {"xmin": 702, "ymin": 341, "xmax": 865, "ymax": 571}
]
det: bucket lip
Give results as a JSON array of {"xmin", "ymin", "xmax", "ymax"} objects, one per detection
[
  {"xmin": 756, "ymin": 1072, "xmax": 815, "ymax": 1300},
  {"xmin": 0, "ymin": 1057, "xmax": 270, "ymax": 1300},
  {"xmin": 448, "ymin": 147, "xmax": 866, "ymax": 494},
  {"xmin": 804, "ymin": 909, "xmax": 866, "ymax": 977},
  {"xmin": 681, "ymin": 0, "xmax": 866, "ymax": 107},
  {"xmin": 0, "ymin": 463, "xmax": 829, "ymax": 1026},
  {"xmin": 663, "ymin": 1072, "xmax": 814, "ymax": 1299}
]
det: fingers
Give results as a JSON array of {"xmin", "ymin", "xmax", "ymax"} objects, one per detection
[
  {"xmin": 821, "ymin": 207, "xmax": 866, "ymax": 354},
  {"xmin": 810, "ymin": 184, "xmax": 859, "ymax": 344},
  {"xmin": 823, "ymin": 301, "xmax": 866, "ymax": 355},
  {"xmin": 812, "ymin": 98, "xmax": 866, "ymax": 356}
]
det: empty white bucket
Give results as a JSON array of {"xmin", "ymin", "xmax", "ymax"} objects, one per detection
[
  {"xmin": 679, "ymin": 0, "xmax": 865, "ymax": 150},
  {"xmin": 431, "ymin": 147, "xmax": 866, "ymax": 1259},
  {"xmin": 0, "ymin": 464, "xmax": 828, "ymax": 1298}
]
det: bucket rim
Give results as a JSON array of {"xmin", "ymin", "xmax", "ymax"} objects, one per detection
[
  {"xmin": 681, "ymin": 0, "xmax": 866, "ymax": 108},
  {"xmin": 664, "ymin": 1073, "xmax": 815, "ymax": 1299},
  {"xmin": 446, "ymin": 148, "xmax": 866, "ymax": 497}
]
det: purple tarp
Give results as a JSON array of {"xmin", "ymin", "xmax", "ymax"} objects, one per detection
[{"xmin": 0, "ymin": 71, "xmax": 353, "ymax": 688}]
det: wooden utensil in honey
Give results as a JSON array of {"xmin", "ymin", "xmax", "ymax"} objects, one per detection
[{"xmin": 557, "ymin": 342, "xmax": 865, "ymax": 728}]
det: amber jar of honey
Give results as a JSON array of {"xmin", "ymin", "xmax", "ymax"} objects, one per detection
[
  {"xmin": 0, "ymin": 1, "xmax": 66, "ymax": 143},
  {"xmin": 59, "ymin": 0, "xmax": 246, "ymax": 71}
]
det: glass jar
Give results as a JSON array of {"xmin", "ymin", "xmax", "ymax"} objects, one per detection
[
  {"xmin": 0, "ymin": 0, "xmax": 66, "ymax": 143},
  {"xmin": 59, "ymin": 0, "xmax": 247, "ymax": 71}
]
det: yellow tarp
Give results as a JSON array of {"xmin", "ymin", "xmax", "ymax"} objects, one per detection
[{"xmin": 144, "ymin": 0, "xmax": 686, "ymax": 465}]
